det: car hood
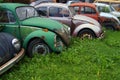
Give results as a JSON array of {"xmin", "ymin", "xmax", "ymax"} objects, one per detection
[
  {"xmin": 111, "ymin": 11, "xmax": 120, "ymax": 17},
  {"xmin": 0, "ymin": 33, "xmax": 17, "ymax": 66},
  {"xmin": 100, "ymin": 12, "xmax": 120, "ymax": 23},
  {"xmin": 73, "ymin": 15, "xmax": 101, "ymax": 27},
  {"xmin": 21, "ymin": 17, "xmax": 63, "ymax": 30}
]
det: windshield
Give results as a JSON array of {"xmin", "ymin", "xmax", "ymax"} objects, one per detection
[
  {"xmin": 110, "ymin": 5, "xmax": 116, "ymax": 12},
  {"xmin": 16, "ymin": 6, "xmax": 39, "ymax": 20},
  {"xmin": 111, "ymin": 3, "xmax": 120, "ymax": 10}
]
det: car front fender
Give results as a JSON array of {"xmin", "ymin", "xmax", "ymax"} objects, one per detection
[
  {"xmin": 72, "ymin": 23, "xmax": 101, "ymax": 37},
  {"xmin": 23, "ymin": 29, "xmax": 62, "ymax": 52}
]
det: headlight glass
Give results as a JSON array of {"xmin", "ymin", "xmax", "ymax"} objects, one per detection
[
  {"xmin": 63, "ymin": 24, "xmax": 71, "ymax": 35},
  {"xmin": 12, "ymin": 38, "xmax": 21, "ymax": 51}
]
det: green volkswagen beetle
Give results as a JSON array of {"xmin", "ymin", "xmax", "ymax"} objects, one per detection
[{"xmin": 0, "ymin": 3, "xmax": 70, "ymax": 57}]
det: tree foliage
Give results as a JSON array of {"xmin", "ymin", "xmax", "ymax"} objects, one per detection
[{"xmin": 0, "ymin": 0, "xmax": 3, "ymax": 3}]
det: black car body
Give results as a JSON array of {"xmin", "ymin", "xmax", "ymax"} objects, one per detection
[{"xmin": 0, "ymin": 32, "xmax": 24, "ymax": 75}]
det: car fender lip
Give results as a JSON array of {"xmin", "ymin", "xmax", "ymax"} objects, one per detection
[
  {"xmin": 0, "ymin": 48, "xmax": 25, "ymax": 75},
  {"xmin": 72, "ymin": 23, "xmax": 101, "ymax": 36}
]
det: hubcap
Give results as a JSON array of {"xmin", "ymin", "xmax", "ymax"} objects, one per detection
[
  {"xmin": 81, "ymin": 33, "xmax": 92, "ymax": 39},
  {"xmin": 32, "ymin": 43, "xmax": 49, "ymax": 55}
]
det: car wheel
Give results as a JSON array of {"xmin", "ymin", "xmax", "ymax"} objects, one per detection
[
  {"xmin": 105, "ymin": 25, "xmax": 115, "ymax": 30},
  {"xmin": 27, "ymin": 38, "xmax": 50, "ymax": 57},
  {"xmin": 78, "ymin": 29, "xmax": 95, "ymax": 39}
]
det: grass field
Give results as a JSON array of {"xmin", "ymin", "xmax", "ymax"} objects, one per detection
[{"xmin": 0, "ymin": 30, "xmax": 120, "ymax": 80}]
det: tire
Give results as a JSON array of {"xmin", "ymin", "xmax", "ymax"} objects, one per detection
[
  {"xmin": 105, "ymin": 25, "xmax": 115, "ymax": 31},
  {"xmin": 27, "ymin": 38, "xmax": 50, "ymax": 57},
  {"xmin": 78, "ymin": 29, "xmax": 96, "ymax": 39}
]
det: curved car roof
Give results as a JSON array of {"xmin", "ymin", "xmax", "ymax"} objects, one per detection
[
  {"xmin": 94, "ymin": 3, "xmax": 110, "ymax": 7},
  {"xmin": 35, "ymin": 3, "xmax": 68, "ymax": 9},
  {"xmin": 70, "ymin": 2, "xmax": 96, "ymax": 8},
  {"xmin": 33, "ymin": 0, "xmax": 53, "ymax": 6},
  {"xmin": 0, "ymin": 3, "xmax": 28, "ymax": 11}
]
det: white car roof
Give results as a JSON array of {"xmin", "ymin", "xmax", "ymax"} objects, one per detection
[
  {"xmin": 94, "ymin": 3, "xmax": 110, "ymax": 7},
  {"xmin": 35, "ymin": 3, "xmax": 68, "ymax": 9}
]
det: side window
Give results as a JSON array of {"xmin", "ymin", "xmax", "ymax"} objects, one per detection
[
  {"xmin": 81, "ymin": 7, "xmax": 96, "ymax": 14},
  {"xmin": 8, "ymin": 11, "xmax": 16, "ymax": 23},
  {"xmin": 49, "ymin": 7, "xmax": 62, "ymax": 17},
  {"xmin": 0, "ymin": 10, "xmax": 15, "ymax": 23},
  {"xmin": 0, "ymin": 10, "xmax": 9, "ymax": 23},
  {"xmin": 102, "ymin": 7, "xmax": 110, "ymax": 13},
  {"xmin": 36, "ymin": 7, "xmax": 47, "ymax": 16},
  {"xmin": 97, "ymin": 6, "xmax": 103, "ymax": 12},
  {"xmin": 49, "ymin": 7, "xmax": 69, "ymax": 17},
  {"xmin": 97, "ymin": 6, "xmax": 110, "ymax": 13},
  {"xmin": 73, "ymin": 6, "xmax": 80, "ymax": 13},
  {"xmin": 60, "ymin": 8, "xmax": 69, "ymax": 17}
]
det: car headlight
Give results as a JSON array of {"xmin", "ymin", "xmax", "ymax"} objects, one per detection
[
  {"xmin": 12, "ymin": 38, "xmax": 21, "ymax": 51},
  {"xmin": 63, "ymin": 24, "xmax": 71, "ymax": 35},
  {"xmin": 61, "ymin": 27, "xmax": 65, "ymax": 33},
  {"xmin": 54, "ymin": 35, "xmax": 63, "ymax": 47}
]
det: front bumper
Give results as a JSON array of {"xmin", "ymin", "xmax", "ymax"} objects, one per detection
[{"xmin": 0, "ymin": 48, "xmax": 24, "ymax": 75}]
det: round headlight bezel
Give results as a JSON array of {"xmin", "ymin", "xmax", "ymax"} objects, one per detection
[{"xmin": 12, "ymin": 38, "xmax": 21, "ymax": 51}]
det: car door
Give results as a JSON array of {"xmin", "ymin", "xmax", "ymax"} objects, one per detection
[{"xmin": 0, "ymin": 9, "xmax": 21, "ymax": 40}]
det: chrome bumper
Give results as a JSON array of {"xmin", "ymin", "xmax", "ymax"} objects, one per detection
[{"xmin": 0, "ymin": 48, "xmax": 24, "ymax": 75}]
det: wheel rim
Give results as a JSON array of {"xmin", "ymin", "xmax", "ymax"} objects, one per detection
[
  {"xmin": 32, "ymin": 43, "xmax": 49, "ymax": 55},
  {"xmin": 80, "ymin": 33, "xmax": 93, "ymax": 39}
]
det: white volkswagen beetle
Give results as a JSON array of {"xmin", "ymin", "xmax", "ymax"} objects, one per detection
[{"xmin": 35, "ymin": 3, "xmax": 104, "ymax": 39}]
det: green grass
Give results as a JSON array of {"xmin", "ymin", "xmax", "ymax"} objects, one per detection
[{"xmin": 1, "ymin": 30, "xmax": 120, "ymax": 80}]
